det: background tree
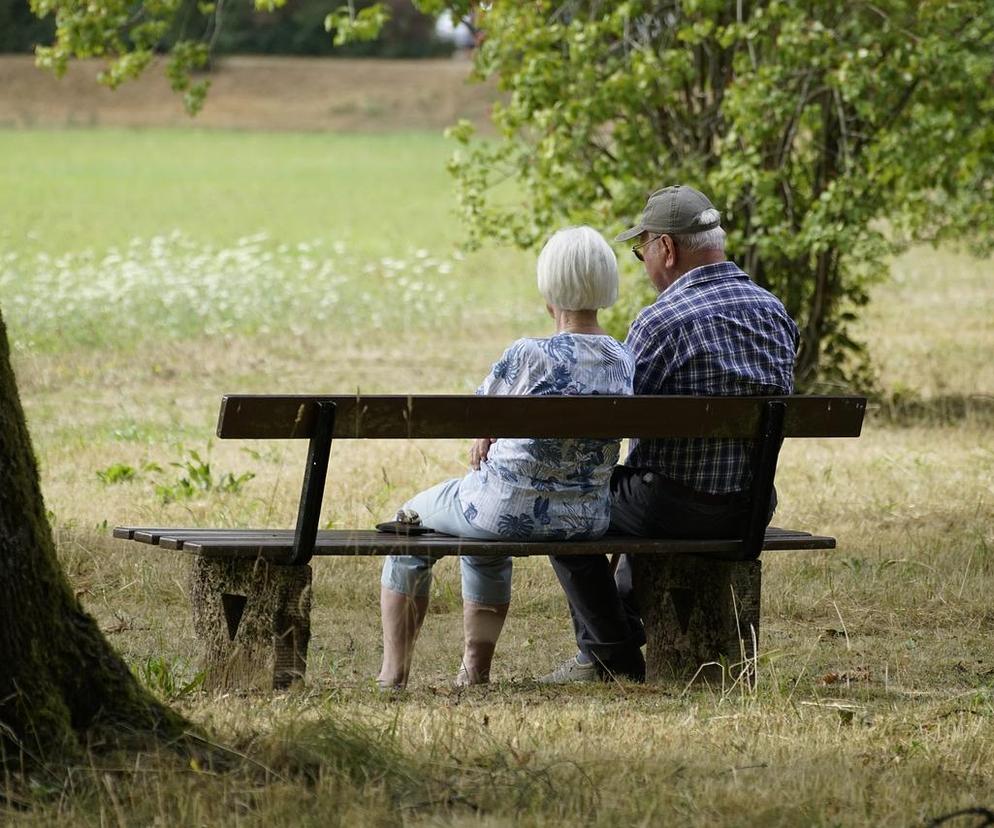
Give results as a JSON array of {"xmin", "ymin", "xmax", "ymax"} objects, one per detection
[
  {"xmin": 0, "ymin": 309, "xmax": 192, "ymax": 765},
  {"xmin": 203, "ymin": 0, "xmax": 451, "ymax": 57},
  {"xmin": 435, "ymin": 1, "xmax": 994, "ymax": 387},
  {"xmin": 26, "ymin": 0, "xmax": 994, "ymax": 387},
  {"xmin": 0, "ymin": 0, "xmax": 54, "ymax": 52}
]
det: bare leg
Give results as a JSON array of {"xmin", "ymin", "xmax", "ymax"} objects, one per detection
[
  {"xmin": 455, "ymin": 600, "xmax": 509, "ymax": 686},
  {"xmin": 377, "ymin": 586, "xmax": 429, "ymax": 689}
]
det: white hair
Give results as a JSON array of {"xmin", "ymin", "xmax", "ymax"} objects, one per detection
[
  {"xmin": 536, "ymin": 225, "xmax": 619, "ymax": 310},
  {"xmin": 673, "ymin": 214, "xmax": 727, "ymax": 252}
]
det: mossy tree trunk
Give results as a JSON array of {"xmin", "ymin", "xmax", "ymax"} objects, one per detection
[{"xmin": 0, "ymin": 309, "xmax": 190, "ymax": 766}]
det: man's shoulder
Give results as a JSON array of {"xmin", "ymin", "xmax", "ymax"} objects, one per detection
[
  {"xmin": 630, "ymin": 276, "xmax": 724, "ymax": 334},
  {"xmin": 630, "ymin": 264, "xmax": 796, "ymax": 341},
  {"xmin": 632, "ymin": 289, "xmax": 692, "ymax": 331},
  {"xmin": 670, "ymin": 263, "xmax": 793, "ymax": 315},
  {"xmin": 727, "ymin": 269, "xmax": 789, "ymax": 304}
]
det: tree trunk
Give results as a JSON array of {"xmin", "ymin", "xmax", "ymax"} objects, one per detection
[
  {"xmin": 0, "ymin": 309, "xmax": 190, "ymax": 767},
  {"xmin": 795, "ymin": 94, "xmax": 843, "ymax": 385}
]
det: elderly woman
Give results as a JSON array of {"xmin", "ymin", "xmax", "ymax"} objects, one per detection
[{"xmin": 378, "ymin": 226, "xmax": 634, "ymax": 689}]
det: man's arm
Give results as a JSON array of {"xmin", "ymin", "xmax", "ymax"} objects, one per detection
[{"xmin": 624, "ymin": 314, "xmax": 683, "ymax": 396}]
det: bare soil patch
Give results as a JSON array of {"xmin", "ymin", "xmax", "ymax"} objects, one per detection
[{"xmin": 0, "ymin": 54, "xmax": 496, "ymax": 131}]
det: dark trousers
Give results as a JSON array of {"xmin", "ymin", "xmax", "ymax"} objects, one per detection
[{"xmin": 550, "ymin": 466, "xmax": 772, "ymax": 675}]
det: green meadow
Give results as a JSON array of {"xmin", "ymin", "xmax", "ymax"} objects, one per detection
[
  {"xmin": 3, "ymin": 130, "xmax": 463, "ymax": 251},
  {"xmin": 2, "ymin": 128, "xmax": 993, "ymax": 826}
]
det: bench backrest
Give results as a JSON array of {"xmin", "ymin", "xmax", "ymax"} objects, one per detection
[
  {"xmin": 215, "ymin": 394, "xmax": 865, "ymax": 566},
  {"xmin": 217, "ymin": 395, "xmax": 866, "ymax": 440}
]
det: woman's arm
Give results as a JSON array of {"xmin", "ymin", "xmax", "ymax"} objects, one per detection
[
  {"xmin": 469, "ymin": 339, "xmax": 530, "ymax": 468},
  {"xmin": 469, "ymin": 437, "xmax": 496, "ymax": 470}
]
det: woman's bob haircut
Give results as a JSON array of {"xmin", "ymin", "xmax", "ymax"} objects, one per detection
[{"xmin": 536, "ymin": 225, "xmax": 619, "ymax": 311}]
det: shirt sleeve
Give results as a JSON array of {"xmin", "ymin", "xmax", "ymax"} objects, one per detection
[
  {"xmin": 620, "ymin": 344, "xmax": 637, "ymax": 395},
  {"xmin": 624, "ymin": 313, "xmax": 684, "ymax": 395},
  {"xmin": 477, "ymin": 339, "xmax": 531, "ymax": 396}
]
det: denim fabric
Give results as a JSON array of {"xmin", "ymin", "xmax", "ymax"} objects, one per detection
[
  {"xmin": 380, "ymin": 478, "xmax": 513, "ymax": 605},
  {"xmin": 551, "ymin": 465, "xmax": 776, "ymax": 668}
]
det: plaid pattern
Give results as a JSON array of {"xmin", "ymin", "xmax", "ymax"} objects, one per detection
[{"xmin": 624, "ymin": 261, "xmax": 799, "ymax": 494}]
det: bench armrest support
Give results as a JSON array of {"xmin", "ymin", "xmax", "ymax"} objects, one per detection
[
  {"xmin": 742, "ymin": 400, "xmax": 787, "ymax": 560},
  {"xmin": 290, "ymin": 400, "xmax": 336, "ymax": 566}
]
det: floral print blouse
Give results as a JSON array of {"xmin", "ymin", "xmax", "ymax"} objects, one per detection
[{"xmin": 457, "ymin": 333, "xmax": 635, "ymax": 540}]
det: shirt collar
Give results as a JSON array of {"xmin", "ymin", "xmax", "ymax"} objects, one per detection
[{"xmin": 658, "ymin": 260, "xmax": 747, "ymax": 298}]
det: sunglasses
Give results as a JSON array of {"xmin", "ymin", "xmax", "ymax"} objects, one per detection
[{"xmin": 631, "ymin": 234, "xmax": 661, "ymax": 262}]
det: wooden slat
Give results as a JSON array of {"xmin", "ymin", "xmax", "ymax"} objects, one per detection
[
  {"xmin": 181, "ymin": 535, "xmax": 744, "ymax": 559},
  {"xmin": 115, "ymin": 526, "xmax": 835, "ymax": 561},
  {"xmin": 157, "ymin": 532, "xmax": 291, "ymax": 550},
  {"xmin": 132, "ymin": 528, "xmax": 293, "ymax": 544},
  {"xmin": 216, "ymin": 395, "xmax": 866, "ymax": 441},
  {"xmin": 115, "ymin": 527, "xmax": 260, "ymax": 540}
]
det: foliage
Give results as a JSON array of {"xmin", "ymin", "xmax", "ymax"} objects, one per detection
[
  {"xmin": 90, "ymin": 447, "xmax": 257, "ymax": 501},
  {"xmin": 25, "ymin": 0, "xmax": 994, "ymax": 386},
  {"xmin": 96, "ymin": 462, "xmax": 138, "ymax": 485},
  {"xmin": 432, "ymin": 1, "xmax": 994, "ymax": 388},
  {"xmin": 96, "ymin": 459, "xmax": 163, "ymax": 484},
  {"xmin": 133, "ymin": 655, "xmax": 205, "ymax": 699},
  {"xmin": 154, "ymin": 446, "xmax": 254, "ymax": 503},
  {"xmin": 197, "ymin": 0, "xmax": 452, "ymax": 58},
  {"xmin": 24, "ymin": 0, "xmax": 448, "ymax": 114},
  {"xmin": 6, "ymin": 0, "xmax": 453, "ymax": 58},
  {"xmin": 0, "ymin": 0, "xmax": 54, "ymax": 52}
]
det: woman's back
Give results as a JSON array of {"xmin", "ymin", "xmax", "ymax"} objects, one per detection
[{"xmin": 459, "ymin": 332, "xmax": 634, "ymax": 540}]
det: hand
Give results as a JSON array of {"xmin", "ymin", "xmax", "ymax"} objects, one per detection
[{"xmin": 470, "ymin": 437, "xmax": 496, "ymax": 470}]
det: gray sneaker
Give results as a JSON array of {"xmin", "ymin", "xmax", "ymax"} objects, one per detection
[{"xmin": 537, "ymin": 655, "xmax": 598, "ymax": 684}]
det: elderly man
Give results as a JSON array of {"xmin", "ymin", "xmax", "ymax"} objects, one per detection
[{"xmin": 541, "ymin": 185, "xmax": 800, "ymax": 683}]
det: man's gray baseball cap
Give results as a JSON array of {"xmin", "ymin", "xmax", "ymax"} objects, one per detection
[{"xmin": 615, "ymin": 185, "xmax": 721, "ymax": 242}]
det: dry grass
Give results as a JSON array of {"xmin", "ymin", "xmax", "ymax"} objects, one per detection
[
  {"xmin": 863, "ymin": 245, "xmax": 994, "ymax": 399},
  {"xmin": 3, "ymin": 118, "xmax": 993, "ymax": 823},
  {"xmin": 9, "ymin": 251, "xmax": 994, "ymax": 824}
]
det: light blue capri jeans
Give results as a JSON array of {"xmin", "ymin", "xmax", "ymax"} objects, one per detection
[{"xmin": 380, "ymin": 478, "xmax": 512, "ymax": 605}]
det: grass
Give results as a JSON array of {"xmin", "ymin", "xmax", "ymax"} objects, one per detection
[
  {"xmin": 0, "ymin": 129, "xmax": 466, "ymax": 252},
  {"xmin": 0, "ymin": 129, "xmax": 545, "ymax": 353},
  {"xmin": 3, "ymin": 127, "xmax": 994, "ymax": 826}
]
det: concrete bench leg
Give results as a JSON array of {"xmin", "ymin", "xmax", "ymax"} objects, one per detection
[
  {"xmin": 631, "ymin": 556, "xmax": 761, "ymax": 686},
  {"xmin": 189, "ymin": 557, "xmax": 312, "ymax": 691}
]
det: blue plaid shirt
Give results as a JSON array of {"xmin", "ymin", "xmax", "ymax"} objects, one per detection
[{"xmin": 624, "ymin": 261, "xmax": 799, "ymax": 495}]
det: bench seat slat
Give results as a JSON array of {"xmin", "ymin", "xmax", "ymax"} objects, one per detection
[
  {"xmin": 133, "ymin": 529, "xmax": 292, "ymax": 543},
  {"xmin": 115, "ymin": 525, "xmax": 835, "ymax": 561},
  {"xmin": 125, "ymin": 528, "xmax": 320, "ymax": 549}
]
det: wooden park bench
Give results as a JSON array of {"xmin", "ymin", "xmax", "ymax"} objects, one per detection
[{"xmin": 114, "ymin": 393, "xmax": 866, "ymax": 690}]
